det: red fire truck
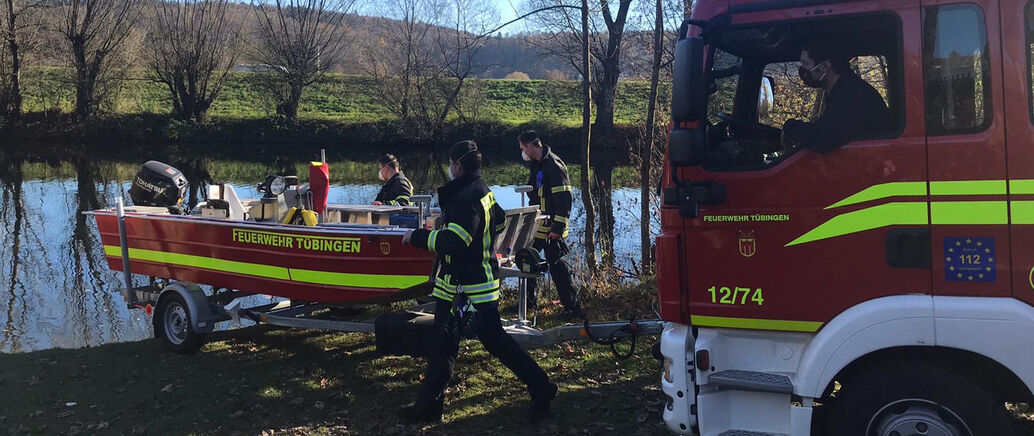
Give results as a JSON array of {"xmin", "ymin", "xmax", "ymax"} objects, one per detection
[{"xmin": 657, "ymin": 0, "xmax": 1033, "ymax": 434}]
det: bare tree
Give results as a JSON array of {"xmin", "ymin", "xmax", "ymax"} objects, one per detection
[
  {"xmin": 147, "ymin": 0, "xmax": 243, "ymax": 121},
  {"xmin": 58, "ymin": 0, "xmax": 140, "ymax": 121},
  {"xmin": 250, "ymin": 0, "xmax": 357, "ymax": 121},
  {"xmin": 639, "ymin": 0, "xmax": 663, "ymax": 274},
  {"xmin": 0, "ymin": 0, "xmax": 42, "ymax": 119},
  {"xmin": 579, "ymin": 0, "xmax": 595, "ymax": 275}
]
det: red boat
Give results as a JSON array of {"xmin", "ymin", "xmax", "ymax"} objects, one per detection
[
  {"xmin": 88, "ymin": 160, "xmax": 441, "ymax": 304},
  {"xmin": 90, "ymin": 210, "xmax": 436, "ymax": 303}
]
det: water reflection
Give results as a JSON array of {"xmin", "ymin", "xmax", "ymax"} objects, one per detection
[{"xmin": 0, "ymin": 152, "xmax": 656, "ymax": 353}]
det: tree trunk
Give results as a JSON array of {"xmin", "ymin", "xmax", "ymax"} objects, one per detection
[
  {"xmin": 641, "ymin": 0, "xmax": 663, "ymax": 274},
  {"xmin": 2, "ymin": 0, "xmax": 21, "ymax": 118},
  {"xmin": 280, "ymin": 83, "xmax": 304, "ymax": 121},
  {"xmin": 596, "ymin": 162, "xmax": 614, "ymax": 268},
  {"xmin": 580, "ymin": 0, "xmax": 596, "ymax": 275},
  {"xmin": 72, "ymin": 38, "xmax": 95, "ymax": 121}
]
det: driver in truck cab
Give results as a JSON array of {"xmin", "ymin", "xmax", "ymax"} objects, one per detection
[{"xmin": 781, "ymin": 41, "xmax": 892, "ymax": 152}]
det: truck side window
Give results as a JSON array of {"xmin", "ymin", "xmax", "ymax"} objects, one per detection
[
  {"xmin": 759, "ymin": 56, "xmax": 890, "ymax": 129},
  {"xmin": 922, "ymin": 3, "xmax": 992, "ymax": 135}
]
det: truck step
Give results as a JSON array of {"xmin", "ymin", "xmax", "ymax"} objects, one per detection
[
  {"xmin": 709, "ymin": 370, "xmax": 793, "ymax": 394},
  {"xmin": 718, "ymin": 431, "xmax": 785, "ymax": 436}
]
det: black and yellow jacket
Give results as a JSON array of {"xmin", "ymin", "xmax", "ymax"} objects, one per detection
[
  {"xmin": 410, "ymin": 171, "xmax": 506, "ymax": 304},
  {"xmin": 375, "ymin": 172, "xmax": 413, "ymax": 206},
  {"xmin": 526, "ymin": 145, "xmax": 573, "ymax": 240}
]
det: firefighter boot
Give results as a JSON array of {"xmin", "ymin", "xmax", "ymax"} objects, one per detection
[
  {"xmin": 398, "ymin": 398, "xmax": 444, "ymax": 424},
  {"xmin": 529, "ymin": 382, "xmax": 559, "ymax": 421}
]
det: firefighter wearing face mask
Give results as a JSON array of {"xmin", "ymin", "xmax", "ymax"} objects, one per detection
[
  {"xmin": 781, "ymin": 41, "xmax": 892, "ymax": 152},
  {"xmin": 373, "ymin": 154, "xmax": 413, "ymax": 206},
  {"xmin": 398, "ymin": 140, "xmax": 558, "ymax": 425},
  {"xmin": 517, "ymin": 130, "xmax": 584, "ymax": 320}
]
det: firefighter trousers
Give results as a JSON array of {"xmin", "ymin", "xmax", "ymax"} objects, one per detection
[
  {"xmin": 416, "ymin": 298, "xmax": 551, "ymax": 405},
  {"xmin": 526, "ymin": 238, "xmax": 581, "ymax": 313}
]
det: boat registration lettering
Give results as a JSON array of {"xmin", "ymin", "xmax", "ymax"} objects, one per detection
[{"xmin": 232, "ymin": 229, "xmax": 362, "ymax": 254}]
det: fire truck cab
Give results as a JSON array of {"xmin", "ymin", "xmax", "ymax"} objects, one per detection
[{"xmin": 658, "ymin": 0, "xmax": 1034, "ymax": 434}]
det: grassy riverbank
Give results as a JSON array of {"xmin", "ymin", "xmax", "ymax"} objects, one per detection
[
  {"xmin": 0, "ymin": 285, "xmax": 672, "ymax": 436},
  {"xmin": 18, "ymin": 69, "xmax": 666, "ymax": 127}
]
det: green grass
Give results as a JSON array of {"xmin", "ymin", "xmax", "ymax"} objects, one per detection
[
  {"xmin": 18, "ymin": 68, "xmax": 669, "ymax": 127},
  {"xmin": 0, "ymin": 291, "xmax": 672, "ymax": 436}
]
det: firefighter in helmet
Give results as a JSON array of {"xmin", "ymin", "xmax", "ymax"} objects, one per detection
[{"xmin": 399, "ymin": 140, "xmax": 558, "ymax": 424}]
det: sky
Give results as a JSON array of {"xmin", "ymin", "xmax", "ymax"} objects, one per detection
[{"xmin": 494, "ymin": 0, "xmax": 521, "ymax": 25}]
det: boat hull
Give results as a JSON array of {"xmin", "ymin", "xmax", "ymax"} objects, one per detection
[{"xmin": 92, "ymin": 211, "xmax": 435, "ymax": 303}]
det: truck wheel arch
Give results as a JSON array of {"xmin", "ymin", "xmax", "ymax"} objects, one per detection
[{"xmin": 795, "ymin": 295, "xmax": 1034, "ymax": 404}]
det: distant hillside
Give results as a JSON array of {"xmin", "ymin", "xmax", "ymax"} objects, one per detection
[{"xmin": 30, "ymin": 2, "xmax": 657, "ymax": 81}]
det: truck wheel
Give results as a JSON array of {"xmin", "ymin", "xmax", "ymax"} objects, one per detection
[
  {"xmin": 154, "ymin": 293, "xmax": 207, "ymax": 354},
  {"xmin": 828, "ymin": 361, "xmax": 1015, "ymax": 436}
]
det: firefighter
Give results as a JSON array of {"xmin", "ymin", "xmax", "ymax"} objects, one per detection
[
  {"xmin": 398, "ymin": 140, "xmax": 558, "ymax": 424},
  {"xmin": 781, "ymin": 41, "xmax": 892, "ymax": 152},
  {"xmin": 372, "ymin": 154, "xmax": 413, "ymax": 206},
  {"xmin": 518, "ymin": 131, "xmax": 584, "ymax": 320}
]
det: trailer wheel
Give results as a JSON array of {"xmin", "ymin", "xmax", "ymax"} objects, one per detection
[
  {"xmin": 154, "ymin": 293, "xmax": 207, "ymax": 354},
  {"xmin": 828, "ymin": 361, "xmax": 1015, "ymax": 436}
]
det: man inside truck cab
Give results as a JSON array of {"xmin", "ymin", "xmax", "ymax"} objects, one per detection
[{"xmin": 781, "ymin": 41, "xmax": 892, "ymax": 152}]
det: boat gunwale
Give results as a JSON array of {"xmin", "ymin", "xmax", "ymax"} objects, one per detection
[{"xmin": 85, "ymin": 209, "xmax": 412, "ymax": 236}]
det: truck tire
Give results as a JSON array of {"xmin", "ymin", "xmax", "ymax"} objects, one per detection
[
  {"xmin": 154, "ymin": 293, "xmax": 207, "ymax": 354},
  {"xmin": 828, "ymin": 361, "xmax": 1016, "ymax": 436}
]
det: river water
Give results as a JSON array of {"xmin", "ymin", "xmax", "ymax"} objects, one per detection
[{"xmin": 0, "ymin": 154, "xmax": 657, "ymax": 353}]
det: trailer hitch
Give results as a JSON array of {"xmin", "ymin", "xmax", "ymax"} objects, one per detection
[{"xmin": 582, "ymin": 317, "xmax": 647, "ymax": 360}]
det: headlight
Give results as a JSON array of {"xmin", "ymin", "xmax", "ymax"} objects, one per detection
[
  {"xmin": 663, "ymin": 357, "xmax": 674, "ymax": 383},
  {"xmin": 269, "ymin": 176, "xmax": 287, "ymax": 195}
]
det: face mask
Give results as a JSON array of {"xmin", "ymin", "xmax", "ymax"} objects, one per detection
[
  {"xmin": 378, "ymin": 168, "xmax": 387, "ymax": 181},
  {"xmin": 447, "ymin": 163, "xmax": 456, "ymax": 181},
  {"xmin": 521, "ymin": 150, "xmax": 531, "ymax": 161},
  {"xmin": 798, "ymin": 62, "xmax": 827, "ymax": 88}
]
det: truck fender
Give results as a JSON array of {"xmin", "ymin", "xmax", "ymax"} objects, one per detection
[
  {"xmin": 793, "ymin": 295, "xmax": 935, "ymax": 398},
  {"xmin": 155, "ymin": 282, "xmax": 231, "ymax": 335}
]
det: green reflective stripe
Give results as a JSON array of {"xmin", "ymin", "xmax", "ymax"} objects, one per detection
[
  {"xmin": 431, "ymin": 289, "xmax": 454, "ymax": 300},
  {"xmin": 436, "ymin": 276, "xmax": 457, "ymax": 291},
  {"xmin": 786, "ymin": 202, "xmax": 928, "ymax": 247},
  {"xmin": 551, "ymin": 185, "xmax": 573, "ymax": 194},
  {"xmin": 446, "ymin": 223, "xmax": 473, "ymax": 245},
  {"xmin": 553, "ymin": 216, "xmax": 569, "ymax": 224},
  {"xmin": 428, "ymin": 230, "xmax": 439, "ymax": 253},
  {"xmin": 930, "ymin": 180, "xmax": 1006, "ymax": 196},
  {"xmin": 468, "ymin": 292, "xmax": 500, "ymax": 304},
  {"xmin": 395, "ymin": 194, "xmax": 410, "ymax": 201},
  {"xmin": 930, "ymin": 201, "xmax": 1008, "ymax": 225},
  {"xmin": 444, "ymin": 255, "xmax": 452, "ymax": 264},
  {"xmin": 104, "ymin": 246, "xmax": 427, "ymax": 289},
  {"xmin": 104, "ymin": 245, "xmax": 288, "ymax": 280},
  {"xmin": 290, "ymin": 269, "xmax": 428, "ymax": 289},
  {"xmin": 691, "ymin": 315, "xmax": 822, "ymax": 332},
  {"xmin": 1011, "ymin": 180, "xmax": 1034, "ymax": 195},
  {"xmin": 479, "ymin": 192, "xmax": 496, "ymax": 283},
  {"xmin": 826, "ymin": 182, "xmax": 927, "ymax": 210},
  {"xmin": 460, "ymin": 280, "xmax": 500, "ymax": 293},
  {"xmin": 1011, "ymin": 201, "xmax": 1034, "ymax": 224}
]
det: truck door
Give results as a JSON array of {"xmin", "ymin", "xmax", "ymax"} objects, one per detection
[
  {"xmin": 1004, "ymin": 2, "xmax": 1034, "ymax": 304},
  {"xmin": 920, "ymin": 0, "xmax": 1011, "ymax": 297},
  {"xmin": 680, "ymin": 3, "xmax": 930, "ymax": 330}
]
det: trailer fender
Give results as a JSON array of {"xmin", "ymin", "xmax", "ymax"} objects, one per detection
[
  {"xmin": 156, "ymin": 282, "xmax": 231, "ymax": 335},
  {"xmin": 793, "ymin": 295, "xmax": 935, "ymax": 398}
]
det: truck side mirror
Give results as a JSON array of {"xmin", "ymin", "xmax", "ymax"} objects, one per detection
[
  {"xmin": 758, "ymin": 76, "xmax": 774, "ymax": 119},
  {"xmin": 669, "ymin": 128, "xmax": 707, "ymax": 167},
  {"xmin": 672, "ymin": 37, "xmax": 706, "ymax": 122}
]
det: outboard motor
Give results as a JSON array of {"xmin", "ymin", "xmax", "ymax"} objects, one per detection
[{"xmin": 129, "ymin": 161, "xmax": 188, "ymax": 213}]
